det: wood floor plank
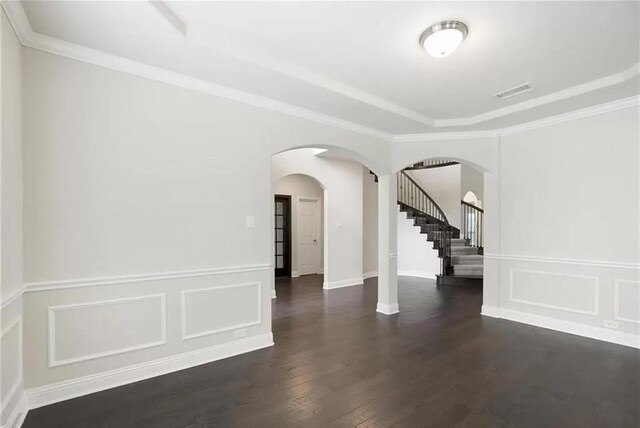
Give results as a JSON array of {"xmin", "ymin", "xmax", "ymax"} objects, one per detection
[{"xmin": 23, "ymin": 275, "xmax": 640, "ymax": 427}]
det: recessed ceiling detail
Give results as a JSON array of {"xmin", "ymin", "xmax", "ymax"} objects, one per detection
[{"xmin": 4, "ymin": 1, "xmax": 640, "ymax": 135}]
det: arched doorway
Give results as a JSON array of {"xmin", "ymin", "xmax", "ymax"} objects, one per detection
[
  {"xmin": 271, "ymin": 146, "xmax": 379, "ymax": 298},
  {"xmin": 392, "ymin": 155, "xmax": 489, "ymax": 315}
]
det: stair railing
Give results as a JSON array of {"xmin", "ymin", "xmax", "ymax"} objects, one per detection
[
  {"xmin": 461, "ymin": 200, "xmax": 483, "ymax": 249},
  {"xmin": 397, "ymin": 171, "xmax": 449, "ymax": 225},
  {"xmin": 397, "ymin": 172, "xmax": 456, "ymax": 277},
  {"xmin": 404, "ymin": 159, "xmax": 459, "ymax": 170}
]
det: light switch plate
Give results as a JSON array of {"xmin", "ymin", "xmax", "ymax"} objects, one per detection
[{"xmin": 246, "ymin": 216, "xmax": 255, "ymax": 228}]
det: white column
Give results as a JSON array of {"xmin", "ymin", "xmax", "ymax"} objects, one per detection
[{"xmin": 377, "ymin": 174, "xmax": 399, "ymax": 314}]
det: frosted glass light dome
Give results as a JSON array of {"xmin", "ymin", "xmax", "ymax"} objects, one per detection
[{"xmin": 420, "ymin": 21, "xmax": 469, "ymax": 58}]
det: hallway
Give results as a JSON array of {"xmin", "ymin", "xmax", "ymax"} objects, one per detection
[{"xmin": 24, "ymin": 276, "xmax": 639, "ymax": 427}]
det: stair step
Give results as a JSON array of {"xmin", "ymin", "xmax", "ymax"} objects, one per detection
[
  {"xmin": 453, "ymin": 265, "xmax": 483, "ymax": 276},
  {"xmin": 450, "ymin": 239, "xmax": 468, "ymax": 246},
  {"xmin": 450, "ymin": 246, "xmax": 481, "ymax": 255},
  {"xmin": 451, "ymin": 255, "xmax": 483, "ymax": 265}
]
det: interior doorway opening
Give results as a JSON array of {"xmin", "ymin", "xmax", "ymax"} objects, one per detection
[
  {"xmin": 271, "ymin": 146, "xmax": 378, "ymax": 296},
  {"xmin": 273, "ymin": 174, "xmax": 324, "ymax": 279},
  {"xmin": 397, "ymin": 158, "xmax": 485, "ymax": 287}
]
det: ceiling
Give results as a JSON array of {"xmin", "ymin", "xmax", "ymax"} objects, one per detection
[{"xmin": 15, "ymin": 1, "xmax": 640, "ymax": 135}]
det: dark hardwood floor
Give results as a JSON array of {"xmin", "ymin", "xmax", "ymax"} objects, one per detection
[{"xmin": 24, "ymin": 275, "xmax": 639, "ymax": 427}]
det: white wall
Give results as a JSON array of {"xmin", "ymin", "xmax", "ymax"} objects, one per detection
[
  {"xmin": 362, "ymin": 167, "xmax": 378, "ymax": 278},
  {"xmin": 407, "ymin": 165, "xmax": 462, "ymax": 229},
  {"xmin": 1, "ymin": 10, "xmax": 27, "ymax": 428},
  {"xmin": 397, "ymin": 208, "xmax": 440, "ymax": 279},
  {"xmin": 20, "ymin": 47, "xmax": 388, "ymax": 406},
  {"xmin": 272, "ymin": 174, "xmax": 324, "ymax": 276},
  {"xmin": 272, "ymin": 149, "xmax": 364, "ymax": 289},
  {"xmin": 495, "ymin": 107, "xmax": 639, "ymax": 344},
  {"xmin": 391, "ymin": 105, "xmax": 640, "ymax": 348}
]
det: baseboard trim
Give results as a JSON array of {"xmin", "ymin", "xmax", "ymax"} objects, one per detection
[
  {"xmin": 398, "ymin": 270, "xmax": 437, "ymax": 280},
  {"xmin": 322, "ymin": 277, "xmax": 364, "ymax": 290},
  {"xmin": 377, "ymin": 302, "xmax": 400, "ymax": 315},
  {"xmin": 291, "ymin": 271, "xmax": 300, "ymax": 278},
  {"xmin": 481, "ymin": 305, "xmax": 640, "ymax": 349},
  {"xmin": 4, "ymin": 392, "xmax": 27, "ymax": 428},
  {"xmin": 363, "ymin": 271, "xmax": 378, "ymax": 280},
  {"xmin": 26, "ymin": 332, "xmax": 274, "ymax": 410}
]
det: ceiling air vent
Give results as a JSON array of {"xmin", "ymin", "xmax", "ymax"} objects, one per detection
[{"xmin": 493, "ymin": 83, "xmax": 532, "ymax": 100}]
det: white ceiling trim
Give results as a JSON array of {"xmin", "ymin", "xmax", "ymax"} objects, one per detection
[
  {"xmin": 393, "ymin": 95, "xmax": 640, "ymax": 142},
  {"xmin": 435, "ymin": 62, "xmax": 640, "ymax": 128},
  {"xmin": 190, "ymin": 35, "xmax": 436, "ymax": 128},
  {"xmin": 0, "ymin": 1, "xmax": 393, "ymax": 142},
  {"xmin": 500, "ymin": 94, "xmax": 640, "ymax": 136}
]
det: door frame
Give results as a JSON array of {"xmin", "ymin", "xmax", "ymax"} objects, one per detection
[
  {"xmin": 274, "ymin": 194, "xmax": 292, "ymax": 278},
  {"xmin": 297, "ymin": 196, "xmax": 322, "ymax": 275}
]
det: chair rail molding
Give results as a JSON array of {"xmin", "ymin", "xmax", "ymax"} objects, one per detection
[
  {"xmin": 1, "ymin": 285, "xmax": 26, "ymax": 309},
  {"xmin": 483, "ymin": 253, "xmax": 640, "ymax": 270},
  {"xmin": 23, "ymin": 263, "xmax": 273, "ymax": 292}
]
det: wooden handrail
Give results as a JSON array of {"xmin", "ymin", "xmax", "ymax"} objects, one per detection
[
  {"xmin": 461, "ymin": 200, "xmax": 484, "ymax": 213},
  {"xmin": 398, "ymin": 171, "xmax": 450, "ymax": 225}
]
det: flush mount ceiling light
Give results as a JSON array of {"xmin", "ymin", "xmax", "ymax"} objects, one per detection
[{"xmin": 420, "ymin": 21, "xmax": 469, "ymax": 58}]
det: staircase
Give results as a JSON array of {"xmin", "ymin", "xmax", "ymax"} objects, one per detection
[{"xmin": 397, "ymin": 170, "xmax": 483, "ymax": 287}]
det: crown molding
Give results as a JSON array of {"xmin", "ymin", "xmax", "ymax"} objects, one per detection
[
  {"xmin": 435, "ymin": 62, "xmax": 640, "ymax": 128},
  {"xmin": 393, "ymin": 129, "xmax": 500, "ymax": 142},
  {"xmin": 393, "ymin": 95, "xmax": 640, "ymax": 142},
  {"xmin": 0, "ymin": 1, "xmax": 393, "ymax": 142},
  {"xmin": 499, "ymin": 94, "xmax": 640, "ymax": 136},
  {"xmin": 2, "ymin": 0, "xmax": 639, "ymax": 141}
]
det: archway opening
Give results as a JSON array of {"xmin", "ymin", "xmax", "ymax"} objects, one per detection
[
  {"xmin": 271, "ymin": 147, "xmax": 378, "ymax": 299},
  {"xmin": 396, "ymin": 158, "xmax": 485, "ymax": 290}
]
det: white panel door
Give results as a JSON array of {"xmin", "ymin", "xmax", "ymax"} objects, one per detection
[{"xmin": 298, "ymin": 199, "xmax": 320, "ymax": 275}]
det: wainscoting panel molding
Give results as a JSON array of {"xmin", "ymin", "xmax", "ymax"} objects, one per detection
[
  {"xmin": 509, "ymin": 269, "xmax": 599, "ymax": 316},
  {"xmin": 1, "ymin": 317, "xmax": 23, "ymax": 415},
  {"xmin": 614, "ymin": 280, "xmax": 640, "ymax": 324},
  {"xmin": 48, "ymin": 294, "xmax": 167, "ymax": 367},
  {"xmin": 27, "ymin": 333, "xmax": 274, "ymax": 410},
  {"xmin": 181, "ymin": 282, "xmax": 262, "ymax": 340}
]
